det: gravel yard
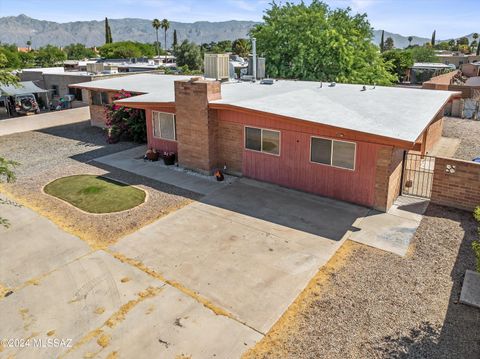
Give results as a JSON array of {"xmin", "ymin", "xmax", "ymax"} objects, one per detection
[
  {"xmin": 0, "ymin": 122, "xmax": 200, "ymax": 247},
  {"xmin": 443, "ymin": 116, "xmax": 480, "ymax": 161},
  {"xmin": 244, "ymin": 204, "xmax": 480, "ymax": 359}
]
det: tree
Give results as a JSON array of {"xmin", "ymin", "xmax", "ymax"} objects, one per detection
[
  {"xmin": 232, "ymin": 38, "xmax": 251, "ymax": 58},
  {"xmin": 472, "ymin": 33, "xmax": 479, "ymax": 54},
  {"xmin": 105, "ymin": 17, "xmax": 113, "ymax": 44},
  {"xmin": 0, "ymin": 53, "xmax": 19, "ymax": 85},
  {"xmin": 26, "ymin": 40, "xmax": 31, "ymax": 51},
  {"xmin": 63, "ymin": 43, "xmax": 95, "ymax": 60},
  {"xmin": 250, "ymin": 1, "xmax": 396, "ymax": 85},
  {"xmin": 457, "ymin": 37, "xmax": 469, "ymax": 47},
  {"xmin": 384, "ymin": 37, "xmax": 394, "ymax": 51},
  {"xmin": 382, "ymin": 49, "xmax": 413, "ymax": 82},
  {"xmin": 380, "ymin": 30, "xmax": 385, "ymax": 53},
  {"xmin": 35, "ymin": 45, "xmax": 67, "ymax": 67},
  {"xmin": 99, "ymin": 41, "xmax": 149, "ymax": 58},
  {"xmin": 407, "ymin": 36, "xmax": 413, "ymax": 47},
  {"xmin": 0, "ymin": 46, "xmax": 21, "ymax": 68},
  {"xmin": 173, "ymin": 29, "xmax": 178, "ymax": 48},
  {"xmin": 152, "ymin": 19, "xmax": 161, "ymax": 57},
  {"xmin": 174, "ymin": 40, "xmax": 202, "ymax": 71},
  {"xmin": 448, "ymin": 39, "xmax": 456, "ymax": 49},
  {"xmin": 160, "ymin": 18, "xmax": 170, "ymax": 62},
  {"xmin": 431, "ymin": 30, "xmax": 436, "ymax": 47},
  {"xmin": 409, "ymin": 45, "xmax": 438, "ymax": 62}
]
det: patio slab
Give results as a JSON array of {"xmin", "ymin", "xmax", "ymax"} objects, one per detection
[
  {"xmin": 94, "ymin": 145, "xmax": 236, "ymax": 195},
  {"xmin": 460, "ymin": 270, "xmax": 480, "ymax": 309},
  {"xmin": 348, "ymin": 196, "xmax": 427, "ymax": 256}
]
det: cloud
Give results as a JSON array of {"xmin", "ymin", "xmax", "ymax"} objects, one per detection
[{"xmin": 350, "ymin": 0, "xmax": 375, "ymax": 11}]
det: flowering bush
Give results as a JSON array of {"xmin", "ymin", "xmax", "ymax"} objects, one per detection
[{"xmin": 104, "ymin": 90, "xmax": 147, "ymax": 144}]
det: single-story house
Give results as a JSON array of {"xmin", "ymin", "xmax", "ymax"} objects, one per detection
[{"xmin": 71, "ymin": 74, "xmax": 458, "ymax": 211}]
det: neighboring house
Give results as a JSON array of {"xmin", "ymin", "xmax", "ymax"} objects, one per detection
[
  {"xmin": 408, "ymin": 63, "xmax": 455, "ymax": 84},
  {"xmin": 71, "ymin": 74, "xmax": 457, "ymax": 212},
  {"xmin": 436, "ymin": 52, "xmax": 480, "ymax": 68},
  {"xmin": 19, "ymin": 67, "xmax": 163, "ymax": 104},
  {"xmin": 461, "ymin": 62, "xmax": 480, "ymax": 78}
]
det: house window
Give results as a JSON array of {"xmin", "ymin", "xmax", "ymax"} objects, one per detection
[
  {"xmin": 245, "ymin": 127, "xmax": 280, "ymax": 155},
  {"xmin": 152, "ymin": 111, "xmax": 176, "ymax": 140},
  {"xmin": 310, "ymin": 137, "xmax": 356, "ymax": 170},
  {"xmin": 91, "ymin": 91, "xmax": 110, "ymax": 105},
  {"xmin": 51, "ymin": 85, "xmax": 58, "ymax": 96}
]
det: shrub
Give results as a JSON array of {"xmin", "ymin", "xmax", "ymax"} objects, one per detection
[
  {"xmin": 104, "ymin": 90, "xmax": 147, "ymax": 144},
  {"xmin": 473, "ymin": 206, "xmax": 480, "ymax": 272}
]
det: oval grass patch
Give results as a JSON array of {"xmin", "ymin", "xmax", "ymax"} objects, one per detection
[{"xmin": 44, "ymin": 175, "xmax": 146, "ymax": 214}]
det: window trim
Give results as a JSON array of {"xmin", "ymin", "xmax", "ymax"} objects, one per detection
[
  {"xmin": 152, "ymin": 110, "xmax": 177, "ymax": 142},
  {"xmin": 244, "ymin": 125, "xmax": 281, "ymax": 156},
  {"xmin": 309, "ymin": 136, "xmax": 356, "ymax": 171}
]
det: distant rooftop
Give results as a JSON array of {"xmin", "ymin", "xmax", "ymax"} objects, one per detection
[
  {"xmin": 72, "ymin": 73, "xmax": 457, "ymax": 144},
  {"xmin": 412, "ymin": 63, "xmax": 453, "ymax": 69}
]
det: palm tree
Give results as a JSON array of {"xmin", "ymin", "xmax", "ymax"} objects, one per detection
[
  {"xmin": 473, "ymin": 33, "xmax": 479, "ymax": 54},
  {"xmin": 408, "ymin": 36, "xmax": 413, "ymax": 47},
  {"xmin": 152, "ymin": 19, "xmax": 161, "ymax": 57},
  {"xmin": 160, "ymin": 19, "xmax": 170, "ymax": 62}
]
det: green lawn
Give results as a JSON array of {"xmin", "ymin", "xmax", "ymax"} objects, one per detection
[{"xmin": 44, "ymin": 175, "xmax": 146, "ymax": 214}]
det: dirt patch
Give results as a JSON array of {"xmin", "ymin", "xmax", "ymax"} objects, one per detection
[{"xmin": 244, "ymin": 204, "xmax": 480, "ymax": 358}]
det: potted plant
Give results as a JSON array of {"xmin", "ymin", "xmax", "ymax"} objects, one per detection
[
  {"xmin": 163, "ymin": 151, "xmax": 176, "ymax": 166},
  {"xmin": 144, "ymin": 148, "xmax": 159, "ymax": 161}
]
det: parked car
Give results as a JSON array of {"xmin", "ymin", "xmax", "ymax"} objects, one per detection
[{"xmin": 11, "ymin": 94, "xmax": 40, "ymax": 116}]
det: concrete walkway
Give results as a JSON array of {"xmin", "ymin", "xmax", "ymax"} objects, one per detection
[
  {"xmin": 349, "ymin": 196, "xmax": 428, "ymax": 256},
  {"xmin": 94, "ymin": 145, "xmax": 237, "ymax": 195},
  {"xmin": 0, "ymin": 107, "xmax": 90, "ymax": 136}
]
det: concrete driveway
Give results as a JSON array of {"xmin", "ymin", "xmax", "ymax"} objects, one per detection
[
  {"xmin": 0, "ymin": 178, "xmax": 369, "ymax": 358},
  {"xmin": 0, "ymin": 107, "xmax": 89, "ymax": 136},
  {"xmin": 110, "ymin": 179, "xmax": 369, "ymax": 334}
]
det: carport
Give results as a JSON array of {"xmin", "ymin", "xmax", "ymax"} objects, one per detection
[{"xmin": 0, "ymin": 81, "xmax": 49, "ymax": 117}]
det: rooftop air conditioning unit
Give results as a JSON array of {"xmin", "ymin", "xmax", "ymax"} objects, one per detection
[{"xmin": 204, "ymin": 54, "xmax": 230, "ymax": 80}]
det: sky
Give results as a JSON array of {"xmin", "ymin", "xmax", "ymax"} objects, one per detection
[{"xmin": 0, "ymin": 0, "xmax": 477, "ymax": 38}]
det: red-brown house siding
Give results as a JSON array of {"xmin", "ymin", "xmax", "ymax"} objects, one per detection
[
  {"xmin": 215, "ymin": 109, "xmax": 382, "ymax": 207},
  {"xmin": 145, "ymin": 108, "xmax": 178, "ymax": 153}
]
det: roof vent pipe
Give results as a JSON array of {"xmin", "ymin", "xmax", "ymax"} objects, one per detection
[{"xmin": 251, "ymin": 37, "xmax": 257, "ymax": 82}]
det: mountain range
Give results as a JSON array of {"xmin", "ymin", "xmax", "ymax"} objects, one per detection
[{"xmin": 0, "ymin": 15, "xmax": 476, "ymax": 50}]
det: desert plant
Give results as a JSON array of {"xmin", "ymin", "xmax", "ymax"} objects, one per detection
[
  {"xmin": 104, "ymin": 90, "xmax": 146, "ymax": 144},
  {"xmin": 0, "ymin": 156, "xmax": 19, "ymax": 228}
]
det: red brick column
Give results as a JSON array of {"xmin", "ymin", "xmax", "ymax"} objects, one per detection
[
  {"xmin": 374, "ymin": 146, "xmax": 404, "ymax": 211},
  {"xmin": 174, "ymin": 79, "xmax": 221, "ymax": 173}
]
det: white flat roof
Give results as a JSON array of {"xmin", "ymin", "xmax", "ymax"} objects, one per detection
[
  {"xmin": 77, "ymin": 74, "xmax": 457, "ymax": 143},
  {"xmin": 71, "ymin": 74, "xmax": 193, "ymax": 102},
  {"xmin": 211, "ymin": 80, "xmax": 457, "ymax": 143}
]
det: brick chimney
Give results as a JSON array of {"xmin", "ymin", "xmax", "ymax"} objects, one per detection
[{"xmin": 174, "ymin": 78, "xmax": 221, "ymax": 173}]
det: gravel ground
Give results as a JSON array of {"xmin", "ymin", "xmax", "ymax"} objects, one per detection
[
  {"xmin": 244, "ymin": 205, "xmax": 480, "ymax": 359},
  {"xmin": 0, "ymin": 122, "xmax": 200, "ymax": 247},
  {"xmin": 443, "ymin": 116, "xmax": 480, "ymax": 161},
  {"xmin": 0, "ymin": 121, "xmax": 136, "ymax": 178}
]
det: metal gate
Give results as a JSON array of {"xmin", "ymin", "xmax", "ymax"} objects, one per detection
[{"xmin": 401, "ymin": 152, "xmax": 435, "ymax": 198}]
